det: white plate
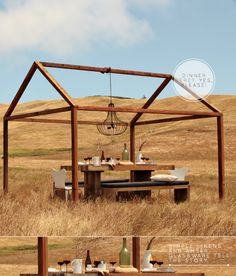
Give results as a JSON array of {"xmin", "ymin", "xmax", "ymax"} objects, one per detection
[
  {"xmin": 48, "ymin": 268, "xmax": 59, "ymax": 272},
  {"xmin": 157, "ymin": 268, "xmax": 176, "ymax": 273},
  {"xmin": 142, "ymin": 268, "xmax": 157, "ymax": 272},
  {"xmin": 142, "ymin": 268, "xmax": 176, "ymax": 273}
]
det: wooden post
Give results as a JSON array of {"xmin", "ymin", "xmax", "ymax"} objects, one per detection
[
  {"xmin": 84, "ymin": 171, "xmax": 103, "ymax": 200},
  {"xmin": 132, "ymin": 237, "xmax": 140, "ymax": 271},
  {"xmin": 130, "ymin": 125, "xmax": 135, "ymax": 181},
  {"xmin": 3, "ymin": 119, "xmax": 8, "ymax": 194},
  {"xmin": 217, "ymin": 115, "xmax": 225, "ymax": 199},
  {"xmin": 129, "ymin": 124, "xmax": 151, "ymax": 198},
  {"xmin": 38, "ymin": 237, "xmax": 48, "ymax": 276},
  {"xmin": 71, "ymin": 107, "xmax": 79, "ymax": 201}
]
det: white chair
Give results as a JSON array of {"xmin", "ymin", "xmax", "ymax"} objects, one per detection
[
  {"xmin": 51, "ymin": 169, "xmax": 72, "ymax": 201},
  {"xmin": 170, "ymin": 167, "xmax": 188, "ymax": 180},
  {"xmin": 167, "ymin": 168, "xmax": 188, "ymax": 201}
]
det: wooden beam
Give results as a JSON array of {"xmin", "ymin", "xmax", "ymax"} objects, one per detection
[
  {"xmin": 76, "ymin": 105, "xmax": 220, "ymax": 117},
  {"xmin": 41, "ymin": 62, "xmax": 172, "ymax": 79},
  {"xmin": 217, "ymin": 115, "xmax": 225, "ymax": 199},
  {"xmin": 173, "ymin": 77, "xmax": 221, "ymax": 113},
  {"xmin": 5, "ymin": 62, "xmax": 37, "ymax": 117},
  {"xmin": 130, "ymin": 125, "xmax": 135, "ymax": 162},
  {"xmin": 131, "ymin": 78, "xmax": 171, "ymax": 125},
  {"xmin": 35, "ymin": 62, "xmax": 75, "ymax": 107},
  {"xmin": 71, "ymin": 107, "xmax": 79, "ymax": 201},
  {"xmin": 13, "ymin": 118, "xmax": 130, "ymax": 126},
  {"xmin": 132, "ymin": 237, "xmax": 140, "ymax": 272},
  {"xmin": 38, "ymin": 237, "xmax": 48, "ymax": 276},
  {"xmin": 14, "ymin": 118, "xmax": 72, "ymax": 124},
  {"xmin": 135, "ymin": 115, "xmax": 214, "ymax": 126},
  {"xmin": 3, "ymin": 119, "xmax": 8, "ymax": 194},
  {"xmin": 5, "ymin": 106, "xmax": 71, "ymax": 121}
]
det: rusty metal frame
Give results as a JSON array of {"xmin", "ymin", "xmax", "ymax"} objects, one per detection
[
  {"xmin": 38, "ymin": 237, "xmax": 48, "ymax": 276},
  {"xmin": 3, "ymin": 62, "xmax": 225, "ymax": 200}
]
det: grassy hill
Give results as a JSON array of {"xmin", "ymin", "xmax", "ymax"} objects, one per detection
[
  {"xmin": 0, "ymin": 95, "xmax": 235, "ymax": 236},
  {"xmin": 1, "ymin": 94, "xmax": 236, "ymax": 161}
]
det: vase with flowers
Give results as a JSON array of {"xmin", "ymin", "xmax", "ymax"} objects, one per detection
[
  {"xmin": 143, "ymin": 237, "xmax": 155, "ymax": 269},
  {"xmin": 136, "ymin": 140, "xmax": 147, "ymax": 163}
]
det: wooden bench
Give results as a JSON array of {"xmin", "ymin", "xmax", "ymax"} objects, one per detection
[
  {"xmin": 66, "ymin": 178, "xmax": 130, "ymax": 188},
  {"xmin": 102, "ymin": 180, "xmax": 190, "ymax": 203},
  {"xmin": 52, "ymin": 179, "xmax": 130, "ymax": 201}
]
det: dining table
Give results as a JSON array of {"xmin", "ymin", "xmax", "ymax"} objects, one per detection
[
  {"xmin": 20, "ymin": 272, "xmax": 205, "ymax": 276},
  {"xmin": 61, "ymin": 163, "xmax": 175, "ymax": 200}
]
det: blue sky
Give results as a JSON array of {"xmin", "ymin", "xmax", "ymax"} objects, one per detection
[{"xmin": 0, "ymin": 0, "xmax": 236, "ymax": 104}]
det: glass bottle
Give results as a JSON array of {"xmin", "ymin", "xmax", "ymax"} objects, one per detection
[
  {"xmin": 101, "ymin": 151, "xmax": 105, "ymax": 163},
  {"xmin": 119, "ymin": 238, "xmax": 130, "ymax": 266},
  {"xmin": 122, "ymin": 143, "xmax": 129, "ymax": 161},
  {"xmin": 85, "ymin": 250, "xmax": 92, "ymax": 268}
]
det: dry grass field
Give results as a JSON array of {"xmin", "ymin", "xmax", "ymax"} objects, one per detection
[
  {"xmin": 0, "ymin": 95, "xmax": 236, "ymax": 236},
  {"xmin": 0, "ymin": 237, "xmax": 235, "ymax": 276}
]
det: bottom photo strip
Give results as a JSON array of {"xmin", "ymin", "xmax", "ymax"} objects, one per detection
[{"xmin": 0, "ymin": 236, "xmax": 235, "ymax": 276}]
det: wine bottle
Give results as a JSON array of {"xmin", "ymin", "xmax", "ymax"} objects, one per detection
[
  {"xmin": 101, "ymin": 151, "xmax": 105, "ymax": 163},
  {"xmin": 119, "ymin": 238, "xmax": 130, "ymax": 266},
  {"xmin": 85, "ymin": 250, "xmax": 92, "ymax": 268},
  {"xmin": 122, "ymin": 143, "xmax": 129, "ymax": 161}
]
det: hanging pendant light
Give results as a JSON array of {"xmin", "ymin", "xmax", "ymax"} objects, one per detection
[{"xmin": 97, "ymin": 72, "xmax": 128, "ymax": 136}]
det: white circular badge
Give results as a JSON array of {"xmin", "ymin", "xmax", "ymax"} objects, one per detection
[{"xmin": 173, "ymin": 58, "xmax": 215, "ymax": 102}]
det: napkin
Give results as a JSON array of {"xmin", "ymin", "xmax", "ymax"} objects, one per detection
[
  {"xmin": 48, "ymin": 267, "xmax": 59, "ymax": 272},
  {"xmin": 115, "ymin": 266, "xmax": 139, "ymax": 273},
  {"xmin": 118, "ymin": 161, "xmax": 134, "ymax": 165}
]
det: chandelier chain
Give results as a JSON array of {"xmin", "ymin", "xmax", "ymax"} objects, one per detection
[{"xmin": 109, "ymin": 72, "xmax": 113, "ymax": 104}]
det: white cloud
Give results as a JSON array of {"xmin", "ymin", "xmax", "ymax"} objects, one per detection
[
  {"xmin": 128, "ymin": 0, "xmax": 172, "ymax": 8},
  {"xmin": 0, "ymin": 0, "xmax": 171, "ymax": 57}
]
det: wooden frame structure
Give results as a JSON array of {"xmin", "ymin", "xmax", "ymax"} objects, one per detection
[{"xmin": 3, "ymin": 62, "xmax": 225, "ymax": 201}]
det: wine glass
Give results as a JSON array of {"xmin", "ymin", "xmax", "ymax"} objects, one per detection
[
  {"xmin": 167, "ymin": 264, "xmax": 173, "ymax": 272},
  {"xmin": 94, "ymin": 260, "xmax": 100, "ymax": 267},
  {"xmin": 84, "ymin": 157, "xmax": 88, "ymax": 164},
  {"xmin": 156, "ymin": 261, "xmax": 164, "ymax": 269},
  {"xmin": 63, "ymin": 258, "xmax": 71, "ymax": 272},
  {"xmin": 145, "ymin": 157, "xmax": 149, "ymax": 163},
  {"xmin": 57, "ymin": 259, "xmax": 64, "ymax": 271},
  {"xmin": 109, "ymin": 260, "xmax": 117, "ymax": 272},
  {"xmin": 141, "ymin": 157, "xmax": 146, "ymax": 163},
  {"xmin": 88, "ymin": 157, "xmax": 92, "ymax": 164},
  {"xmin": 150, "ymin": 255, "xmax": 157, "ymax": 269},
  {"xmin": 110, "ymin": 261, "xmax": 117, "ymax": 267},
  {"xmin": 149, "ymin": 260, "xmax": 156, "ymax": 267}
]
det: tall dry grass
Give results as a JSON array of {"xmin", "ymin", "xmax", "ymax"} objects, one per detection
[{"xmin": 0, "ymin": 166, "xmax": 235, "ymax": 236}]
